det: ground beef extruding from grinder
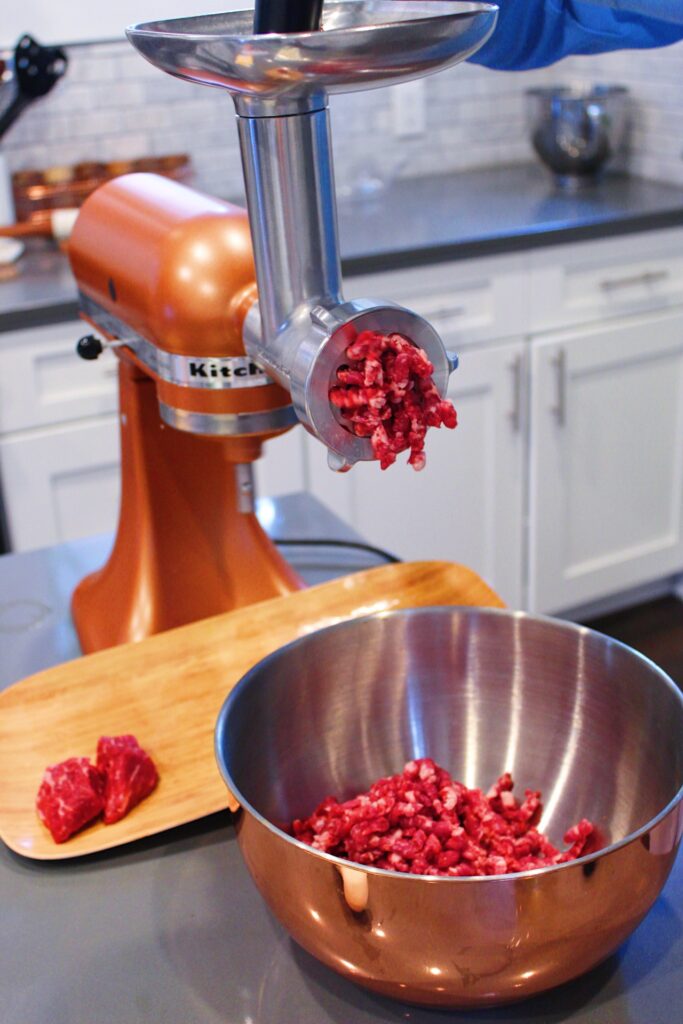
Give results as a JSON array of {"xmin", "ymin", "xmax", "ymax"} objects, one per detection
[
  {"xmin": 96, "ymin": 734, "xmax": 159, "ymax": 825},
  {"xmin": 329, "ymin": 331, "xmax": 457, "ymax": 471},
  {"xmin": 36, "ymin": 757, "xmax": 106, "ymax": 844},
  {"xmin": 291, "ymin": 758, "xmax": 597, "ymax": 876}
]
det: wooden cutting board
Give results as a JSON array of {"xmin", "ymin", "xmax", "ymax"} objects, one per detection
[{"xmin": 0, "ymin": 561, "xmax": 503, "ymax": 860}]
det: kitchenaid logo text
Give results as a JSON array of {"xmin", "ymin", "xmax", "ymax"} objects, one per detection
[{"xmin": 184, "ymin": 357, "xmax": 269, "ymax": 388}]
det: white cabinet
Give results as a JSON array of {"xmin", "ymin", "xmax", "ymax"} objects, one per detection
[
  {"xmin": 0, "ymin": 416, "xmax": 121, "ymax": 551},
  {"xmin": 528, "ymin": 309, "xmax": 683, "ymax": 614},
  {"xmin": 309, "ymin": 229, "xmax": 683, "ymax": 615},
  {"xmin": 529, "ymin": 229, "xmax": 683, "ymax": 333},
  {"xmin": 346, "ymin": 252, "xmax": 530, "ymax": 348},
  {"xmin": 0, "ymin": 320, "xmax": 119, "ymax": 433},
  {"xmin": 307, "ymin": 339, "xmax": 527, "ymax": 607},
  {"xmin": 255, "ymin": 425, "xmax": 307, "ymax": 499},
  {"xmin": 0, "ymin": 320, "xmax": 123, "ymax": 552}
]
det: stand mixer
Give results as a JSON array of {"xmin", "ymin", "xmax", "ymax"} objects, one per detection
[{"xmin": 67, "ymin": 1, "xmax": 498, "ymax": 652}]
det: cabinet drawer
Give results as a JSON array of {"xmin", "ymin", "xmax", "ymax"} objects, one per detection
[
  {"xmin": 0, "ymin": 321, "xmax": 119, "ymax": 434},
  {"xmin": 0, "ymin": 416, "xmax": 121, "ymax": 552},
  {"xmin": 529, "ymin": 228, "xmax": 683, "ymax": 332},
  {"xmin": 346, "ymin": 253, "xmax": 529, "ymax": 347}
]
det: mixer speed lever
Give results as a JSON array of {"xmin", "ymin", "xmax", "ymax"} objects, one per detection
[
  {"xmin": 76, "ymin": 334, "xmax": 136, "ymax": 360},
  {"xmin": 76, "ymin": 335, "xmax": 104, "ymax": 360}
]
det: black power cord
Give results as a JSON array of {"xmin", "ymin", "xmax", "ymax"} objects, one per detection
[{"xmin": 272, "ymin": 538, "xmax": 401, "ymax": 565}]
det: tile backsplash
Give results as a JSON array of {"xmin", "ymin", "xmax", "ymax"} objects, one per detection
[{"xmin": 2, "ymin": 35, "xmax": 683, "ymax": 198}]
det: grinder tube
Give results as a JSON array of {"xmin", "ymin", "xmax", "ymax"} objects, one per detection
[{"xmin": 253, "ymin": 0, "xmax": 323, "ymax": 34}]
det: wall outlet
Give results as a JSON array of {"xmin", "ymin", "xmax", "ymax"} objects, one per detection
[{"xmin": 391, "ymin": 79, "xmax": 426, "ymax": 138}]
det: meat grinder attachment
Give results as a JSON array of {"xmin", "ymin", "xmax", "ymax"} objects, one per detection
[{"xmin": 127, "ymin": 2, "xmax": 498, "ymax": 470}]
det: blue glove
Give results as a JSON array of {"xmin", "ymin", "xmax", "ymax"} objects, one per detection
[
  {"xmin": 470, "ymin": 0, "xmax": 683, "ymax": 71},
  {"xmin": 588, "ymin": 1, "xmax": 683, "ymax": 25}
]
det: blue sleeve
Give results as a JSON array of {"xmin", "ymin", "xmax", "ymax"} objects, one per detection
[{"xmin": 469, "ymin": 0, "xmax": 683, "ymax": 71}]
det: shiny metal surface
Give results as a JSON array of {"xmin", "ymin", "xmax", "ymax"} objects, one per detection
[
  {"xmin": 146, "ymin": 348, "xmax": 271, "ymax": 391},
  {"xmin": 158, "ymin": 401, "xmax": 298, "ymax": 436},
  {"xmin": 234, "ymin": 462, "xmax": 256, "ymax": 513},
  {"xmin": 527, "ymin": 85, "xmax": 630, "ymax": 189},
  {"xmin": 237, "ymin": 106, "xmax": 451, "ymax": 464},
  {"xmin": 126, "ymin": 3, "xmax": 498, "ymax": 115},
  {"xmin": 79, "ymin": 293, "xmax": 272, "ymax": 390},
  {"xmin": 126, "ymin": 3, "xmax": 498, "ymax": 466},
  {"xmin": 550, "ymin": 346, "xmax": 567, "ymax": 427},
  {"xmin": 216, "ymin": 606, "xmax": 683, "ymax": 1008},
  {"xmin": 238, "ymin": 109, "xmax": 342, "ymax": 345},
  {"xmin": 243, "ymin": 296, "xmax": 450, "ymax": 465}
]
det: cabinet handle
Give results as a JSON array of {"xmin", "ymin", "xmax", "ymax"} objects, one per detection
[
  {"xmin": 599, "ymin": 269, "xmax": 669, "ymax": 292},
  {"xmin": 551, "ymin": 347, "xmax": 567, "ymax": 427},
  {"xmin": 508, "ymin": 353, "xmax": 523, "ymax": 433},
  {"xmin": 425, "ymin": 304, "xmax": 466, "ymax": 321}
]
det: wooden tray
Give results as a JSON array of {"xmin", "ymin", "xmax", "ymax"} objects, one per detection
[{"xmin": 0, "ymin": 561, "xmax": 503, "ymax": 860}]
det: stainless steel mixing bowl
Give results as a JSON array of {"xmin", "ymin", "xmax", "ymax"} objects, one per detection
[
  {"xmin": 526, "ymin": 85, "xmax": 629, "ymax": 188},
  {"xmin": 215, "ymin": 606, "xmax": 683, "ymax": 1007}
]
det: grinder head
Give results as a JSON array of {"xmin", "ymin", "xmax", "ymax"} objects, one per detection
[
  {"xmin": 68, "ymin": 173, "xmax": 297, "ymax": 449},
  {"xmin": 125, "ymin": 2, "xmax": 498, "ymax": 468}
]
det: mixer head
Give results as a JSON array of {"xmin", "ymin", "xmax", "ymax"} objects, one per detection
[
  {"xmin": 125, "ymin": 2, "xmax": 498, "ymax": 470},
  {"xmin": 69, "ymin": 173, "xmax": 297, "ymax": 458}
]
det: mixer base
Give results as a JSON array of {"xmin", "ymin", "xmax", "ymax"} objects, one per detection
[{"xmin": 72, "ymin": 360, "xmax": 303, "ymax": 653}]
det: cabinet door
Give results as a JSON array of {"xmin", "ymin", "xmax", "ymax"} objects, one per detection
[
  {"xmin": 306, "ymin": 340, "xmax": 527, "ymax": 607},
  {"xmin": 254, "ymin": 424, "xmax": 307, "ymax": 500},
  {"xmin": 0, "ymin": 321, "xmax": 119, "ymax": 434},
  {"xmin": 0, "ymin": 417, "xmax": 121, "ymax": 552},
  {"xmin": 529, "ymin": 309, "xmax": 683, "ymax": 614}
]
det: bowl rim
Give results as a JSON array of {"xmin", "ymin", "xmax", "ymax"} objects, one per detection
[{"xmin": 215, "ymin": 604, "xmax": 683, "ymax": 883}]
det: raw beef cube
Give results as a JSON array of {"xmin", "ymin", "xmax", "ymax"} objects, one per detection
[
  {"xmin": 36, "ymin": 757, "xmax": 106, "ymax": 843},
  {"xmin": 96, "ymin": 734, "xmax": 158, "ymax": 824}
]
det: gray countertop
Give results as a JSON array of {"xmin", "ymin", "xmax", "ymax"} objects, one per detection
[
  {"xmin": 338, "ymin": 164, "xmax": 683, "ymax": 274},
  {"xmin": 1, "ymin": 492, "xmax": 681, "ymax": 1024},
  {"xmin": 0, "ymin": 239, "xmax": 79, "ymax": 332},
  {"xmin": 2, "ymin": 164, "xmax": 683, "ymax": 332}
]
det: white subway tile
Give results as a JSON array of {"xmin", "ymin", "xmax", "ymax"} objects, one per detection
[{"xmin": 2, "ymin": 36, "xmax": 682, "ymax": 195}]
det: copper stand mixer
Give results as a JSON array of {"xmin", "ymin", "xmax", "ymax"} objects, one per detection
[{"xmin": 68, "ymin": 1, "xmax": 498, "ymax": 652}]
